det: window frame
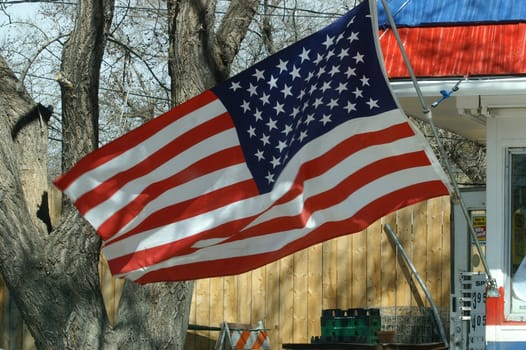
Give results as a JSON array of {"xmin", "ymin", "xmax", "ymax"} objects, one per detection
[{"xmin": 505, "ymin": 147, "xmax": 526, "ymax": 320}]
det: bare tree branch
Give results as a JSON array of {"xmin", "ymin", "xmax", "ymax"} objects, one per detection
[
  {"xmin": 108, "ymin": 36, "xmax": 170, "ymax": 95},
  {"xmin": 17, "ymin": 34, "xmax": 68, "ymax": 90}
]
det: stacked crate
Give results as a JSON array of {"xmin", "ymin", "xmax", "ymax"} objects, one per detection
[
  {"xmin": 379, "ymin": 307, "xmax": 447, "ymax": 344},
  {"xmin": 312, "ymin": 308, "xmax": 381, "ymax": 344}
]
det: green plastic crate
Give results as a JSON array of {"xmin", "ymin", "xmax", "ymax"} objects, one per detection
[{"xmin": 320, "ymin": 308, "xmax": 381, "ymax": 342}]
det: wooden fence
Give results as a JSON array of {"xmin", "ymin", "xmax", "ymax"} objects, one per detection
[
  {"xmin": 0, "ymin": 196, "xmax": 451, "ymax": 349},
  {"xmin": 184, "ymin": 196, "xmax": 451, "ymax": 349}
]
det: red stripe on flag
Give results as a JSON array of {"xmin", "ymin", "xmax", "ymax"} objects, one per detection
[
  {"xmin": 105, "ymin": 177, "xmax": 259, "ymax": 246},
  {"xmin": 104, "ymin": 120, "xmax": 429, "ymax": 276},
  {"xmin": 74, "ymin": 112, "xmax": 234, "ymax": 215},
  {"xmin": 275, "ymin": 121, "xmax": 415, "ymax": 205},
  {"xmin": 132, "ymin": 181, "xmax": 447, "ymax": 283},
  {"xmin": 226, "ymin": 151, "xmax": 433, "ymax": 243},
  {"xmin": 106, "ymin": 148, "xmax": 435, "ymax": 276},
  {"xmin": 54, "ymin": 90, "xmax": 218, "ymax": 190},
  {"xmin": 265, "ymin": 181, "xmax": 448, "ymax": 261},
  {"xmin": 106, "ymin": 214, "xmax": 259, "ymax": 274},
  {"xmin": 96, "ymin": 146, "xmax": 247, "ymax": 239}
]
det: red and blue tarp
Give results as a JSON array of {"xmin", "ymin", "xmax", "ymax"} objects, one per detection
[{"xmin": 377, "ymin": 0, "xmax": 526, "ymax": 78}]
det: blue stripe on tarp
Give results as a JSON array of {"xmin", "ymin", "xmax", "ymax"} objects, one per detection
[{"xmin": 377, "ymin": 0, "xmax": 526, "ymax": 28}]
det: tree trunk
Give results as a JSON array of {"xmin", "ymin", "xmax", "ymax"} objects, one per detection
[
  {"xmin": 0, "ymin": 0, "xmax": 115, "ymax": 348},
  {"xmin": 168, "ymin": 0, "xmax": 259, "ymax": 105},
  {"xmin": 0, "ymin": 56, "xmax": 108, "ymax": 350}
]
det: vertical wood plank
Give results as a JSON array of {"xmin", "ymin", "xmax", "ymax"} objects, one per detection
[
  {"xmin": 307, "ymin": 243, "xmax": 323, "ymax": 341},
  {"xmin": 351, "ymin": 230, "xmax": 367, "ymax": 307},
  {"xmin": 185, "ymin": 284, "xmax": 198, "ymax": 350},
  {"xmin": 265, "ymin": 260, "xmax": 280, "ymax": 349},
  {"xmin": 251, "ymin": 264, "xmax": 266, "ymax": 324},
  {"xmin": 427, "ymin": 197, "xmax": 444, "ymax": 310},
  {"xmin": 395, "ymin": 206, "xmax": 413, "ymax": 307},
  {"xmin": 48, "ymin": 185, "xmax": 62, "ymax": 228},
  {"xmin": 381, "ymin": 213, "xmax": 397, "ymax": 307},
  {"xmin": 114, "ymin": 279, "xmax": 125, "ymax": 318},
  {"xmin": 99, "ymin": 255, "xmax": 116, "ymax": 324},
  {"xmin": 413, "ymin": 201, "xmax": 429, "ymax": 307},
  {"xmin": 279, "ymin": 255, "xmax": 294, "ymax": 345},
  {"xmin": 335, "ymin": 236, "xmax": 349, "ymax": 309},
  {"xmin": 440, "ymin": 197, "xmax": 451, "ymax": 309},
  {"xmin": 209, "ymin": 277, "xmax": 223, "ymax": 348},
  {"xmin": 346, "ymin": 233, "xmax": 354, "ymax": 308},
  {"xmin": 195, "ymin": 278, "xmax": 211, "ymax": 349},
  {"xmin": 322, "ymin": 240, "xmax": 337, "ymax": 310},
  {"xmin": 366, "ymin": 219, "xmax": 382, "ymax": 307},
  {"xmin": 293, "ymin": 249, "xmax": 308, "ymax": 343},
  {"xmin": 223, "ymin": 275, "xmax": 238, "ymax": 324},
  {"xmin": 237, "ymin": 271, "xmax": 252, "ymax": 325}
]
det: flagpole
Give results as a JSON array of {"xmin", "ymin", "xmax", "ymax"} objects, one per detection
[{"xmin": 379, "ymin": 0, "xmax": 498, "ymax": 294}]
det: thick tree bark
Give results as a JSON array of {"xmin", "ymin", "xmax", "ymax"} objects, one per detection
[
  {"xmin": 1, "ymin": 0, "xmax": 115, "ymax": 348},
  {"xmin": 0, "ymin": 54, "xmax": 109, "ymax": 350},
  {"xmin": 168, "ymin": 0, "xmax": 259, "ymax": 104},
  {"xmin": 60, "ymin": 0, "xmax": 114, "ymax": 170}
]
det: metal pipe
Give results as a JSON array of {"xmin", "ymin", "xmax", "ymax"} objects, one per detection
[{"xmin": 384, "ymin": 223, "xmax": 449, "ymax": 348}]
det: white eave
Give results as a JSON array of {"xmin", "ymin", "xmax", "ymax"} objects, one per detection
[{"xmin": 389, "ymin": 77, "xmax": 526, "ymax": 143}]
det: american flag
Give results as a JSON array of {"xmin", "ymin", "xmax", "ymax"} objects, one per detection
[{"xmin": 54, "ymin": 0, "xmax": 449, "ymax": 284}]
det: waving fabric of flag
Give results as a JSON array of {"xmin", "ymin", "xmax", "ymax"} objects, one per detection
[{"xmin": 54, "ymin": 0, "xmax": 449, "ymax": 284}]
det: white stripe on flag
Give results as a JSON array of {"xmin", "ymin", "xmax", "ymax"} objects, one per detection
[
  {"xmin": 107, "ymin": 163, "xmax": 253, "ymax": 241},
  {"xmin": 84, "ymin": 127, "xmax": 240, "ymax": 228},
  {"xmin": 121, "ymin": 165, "xmax": 442, "ymax": 281},
  {"xmin": 63, "ymin": 98, "xmax": 227, "ymax": 199}
]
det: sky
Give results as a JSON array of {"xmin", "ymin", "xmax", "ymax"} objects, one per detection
[
  {"xmin": 0, "ymin": 2, "xmax": 39, "ymax": 23},
  {"xmin": 0, "ymin": 2, "xmax": 48, "ymax": 44}
]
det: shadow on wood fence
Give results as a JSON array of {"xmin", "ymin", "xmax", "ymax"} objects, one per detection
[{"xmin": 0, "ymin": 194, "xmax": 451, "ymax": 350}]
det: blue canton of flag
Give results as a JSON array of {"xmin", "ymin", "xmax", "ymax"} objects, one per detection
[{"xmin": 213, "ymin": 3, "xmax": 397, "ymax": 194}]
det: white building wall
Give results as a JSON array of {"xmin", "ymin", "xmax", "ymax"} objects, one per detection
[{"xmin": 486, "ymin": 107, "xmax": 526, "ymax": 314}]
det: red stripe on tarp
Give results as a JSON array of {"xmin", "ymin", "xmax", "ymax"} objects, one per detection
[{"xmin": 380, "ymin": 24, "xmax": 526, "ymax": 78}]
